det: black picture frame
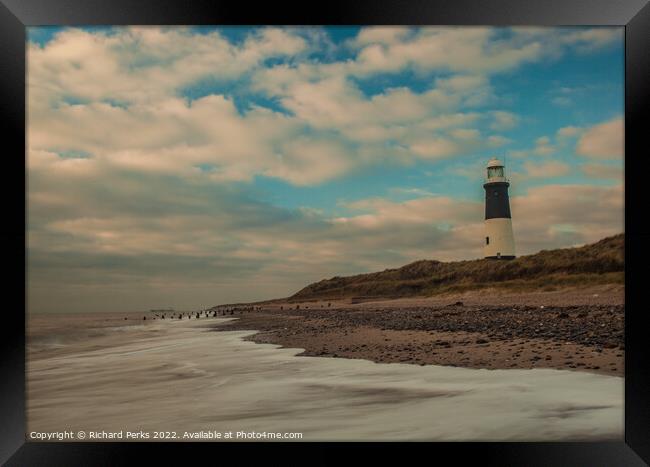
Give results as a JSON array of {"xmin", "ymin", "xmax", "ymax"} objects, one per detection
[{"xmin": 2, "ymin": 1, "xmax": 649, "ymax": 465}]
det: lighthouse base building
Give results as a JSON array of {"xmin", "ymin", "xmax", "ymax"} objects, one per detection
[{"xmin": 483, "ymin": 157, "xmax": 515, "ymax": 260}]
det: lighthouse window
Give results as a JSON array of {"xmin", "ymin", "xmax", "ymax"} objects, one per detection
[
  {"xmin": 486, "ymin": 236, "xmax": 489, "ymax": 245},
  {"xmin": 488, "ymin": 166, "xmax": 504, "ymax": 179}
]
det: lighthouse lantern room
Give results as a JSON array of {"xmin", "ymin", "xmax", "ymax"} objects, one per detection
[{"xmin": 484, "ymin": 157, "xmax": 515, "ymax": 260}]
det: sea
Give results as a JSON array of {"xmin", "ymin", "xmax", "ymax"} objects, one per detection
[{"xmin": 26, "ymin": 312, "xmax": 623, "ymax": 441}]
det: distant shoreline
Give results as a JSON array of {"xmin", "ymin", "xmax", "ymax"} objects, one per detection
[{"xmin": 211, "ymin": 284, "xmax": 624, "ymax": 377}]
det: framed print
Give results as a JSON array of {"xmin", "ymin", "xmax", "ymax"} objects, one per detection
[{"xmin": 2, "ymin": 0, "xmax": 649, "ymax": 465}]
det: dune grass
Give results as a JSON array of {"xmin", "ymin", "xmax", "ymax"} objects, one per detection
[{"xmin": 289, "ymin": 234, "xmax": 624, "ymax": 301}]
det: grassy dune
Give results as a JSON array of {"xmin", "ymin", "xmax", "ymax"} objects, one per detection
[{"xmin": 289, "ymin": 234, "xmax": 624, "ymax": 301}]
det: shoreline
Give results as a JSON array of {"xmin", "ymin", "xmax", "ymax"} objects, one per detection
[
  {"xmin": 210, "ymin": 285, "xmax": 624, "ymax": 376},
  {"xmin": 27, "ymin": 312, "xmax": 623, "ymax": 440}
]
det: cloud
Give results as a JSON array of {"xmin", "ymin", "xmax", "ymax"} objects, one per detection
[
  {"xmin": 30, "ymin": 93, "xmax": 352, "ymax": 184},
  {"xmin": 510, "ymin": 183, "xmax": 623, "ymax": 251},
  {"xmin": 508, "ymin": 149, "xmax": 530, "ymax": 159},
  {"xmin": 263, "ymin": 138, "xmax": 354, "ymax": 186},
  {"xmin": 523, "ymin": 160, "xmax": 571, "ymax": 178},
  {"xmin": 551, "ymin": 96, "xmax": 572, "ymax": 107},
  {"xmin": 252, "ymin": 68, "xmax": 493, "ymax": 146},
  {"xmin": 581, "ymin": 163, "xmax": 624, "ymax": 180},
  {"xmin": 269, "ymin": 78, "xmax": 486, "ymax": 163},
  {"xmin": 29, "ymin": 26, "xmax": 623, "ymax": 188},
  {"xmin": 350, "ymin": 27, "xmax": 412, "ymax": 47},
  {"xmin": 509, "ymin": 27, "xmax": 621, "ymax": 56},
  {"xmin": 348, "ymin": 26, "xmax": 620, "ymax": 77},
  {"xmin": 28, "ymin": 27, "xmax": 307, "ymax": 106},
  {"xmin": 509, "ymin": 120, "xmax": 618, "ymax": 166},
  {"xmin": 533, "ymin": 136, "xmax": 555, "ymax": 155},
  {"xmin": 508, "ymin": 134, "xmax": 558, "ymax": 159},
  {"xmin": 489, "ymin": 111, "xmax": 519, "ymax": 131},
  {"xmin": 487, "ymin": 135, "xmax": 511, "ymax": 148},
  {"xmin": 419, "ymin": 112, "xmax": 481, "ymax": 130},
  {"xmin": 576, "ymin": 117, "xmax": 624, "ymax": 159},
  {"xmin": 408, "ymin": 137, "xmax": 467, "ymax": 160},
  {"xmin": 30, "ymin": 28, "xmax": 511, "ymax": 187},
  {"xmin": 388, "ymin": 187, "xmax": 438, "ymax": 198},
  {"xmin": 562, "ymin": 28, "xmax": 622, "ymax": 53},
  {"xmin": 557, "ymin": 125, "xmax": 582, "ymax": 138}
]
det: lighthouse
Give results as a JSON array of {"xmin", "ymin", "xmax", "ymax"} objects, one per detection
[{"xmin": 484, "ymin": 157, "xmax": 515, "ymax": 259}]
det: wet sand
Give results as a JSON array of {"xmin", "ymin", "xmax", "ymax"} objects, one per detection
[{"xmin": 212, "ymin": 285, "xmax": 624, "ymax": 376}]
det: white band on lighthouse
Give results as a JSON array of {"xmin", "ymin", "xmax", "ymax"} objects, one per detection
[{"xmin": 484, "ymin": 218, "xmax": 515, "ymax": 259}]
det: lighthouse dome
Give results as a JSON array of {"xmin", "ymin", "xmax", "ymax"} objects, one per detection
[{"xmin": 487, "ymin": 157, "xmax": 504, "ymax": 168}]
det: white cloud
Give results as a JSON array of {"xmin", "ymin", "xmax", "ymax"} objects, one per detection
[
  {"xmin": 450, "ymin": 128, "xmax": 480, "ymax": 140},
  {"xmin": 557, "ymin": 125, "xmax": 582, "ymax": 138},
  {"xmin": 576, "ymin": 117, "xmax": 624, "ymax": 159},
  {"xmin": 508, "ymin": 149, "xmax": 530, "ymax": 159},
  {"xmin": 489, "ymin": 111, "xmax": 519, "ymax": 131},
  {"xmin": 533, "ymin": 136, "xmax": 555, "ymax": 155},
  {"xmin": 349, "ymin": 28, "xmax": 543, "ymax": 76},
  {"xmin": 509, "ymin": 27, "xmax": 621, "ymax": 56},
  {"xmin": 348, "ymin": 26, "xmax": 620, "ymax": 77},
  {"xmin": 523, "ymin": 160, "xmax": 571, "ymax": 178},
  {"xmin": 419, "ymin": 112, "xmax": 481, "ymax": 130},
  {"xmin": 409, "ymin": 137, "xmax": 466, "ymax": 160},
  {"xmin": 487, "ymin": 135, "xmax": 512, "ymax": 148},
  {"xmin": 29, "ymin": 94, "xmax": 338, "ymax": 183},
  {"xmin": 29, "ymin": 27, "xmax": 307, "ymax": 105},
  {"xmin": 562, "ymin": 28, "xmax": 622, "ymax": 53},
  {"xmin": 581, "ymin": 163, "xmax": 624, "ymax": 180},
  {"xmin": 350, "ymin": 27, "xmax": 412, "ymax": 47},
  {"xmin": 510, "ymin": 183, "xmax": 623, "ymax": 252},
  {"xmin": 264, "ymin": 138, "xmax": 354, "ymax": 186},
  {"xmin": 28, "ymin": 27, "xmax": 623, "ymax": 188}
]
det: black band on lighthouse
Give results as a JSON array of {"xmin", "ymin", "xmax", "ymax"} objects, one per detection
[{"xmin": 483, "ymin": 181, "xmax": 511, "ymax": 219}]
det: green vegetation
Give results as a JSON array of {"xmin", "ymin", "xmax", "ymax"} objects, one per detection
[{"xmin": 289, "ymin": 234, "xmax": 624, "ymax": 301}]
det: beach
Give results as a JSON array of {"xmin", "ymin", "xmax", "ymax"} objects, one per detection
[{"xmin": 212, "ymin": 285, "xmax": 624, "ymax": 376}]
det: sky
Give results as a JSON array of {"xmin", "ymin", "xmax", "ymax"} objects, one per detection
[{"xmin": 26, "ymin": 26, "xmax": 624, "ymax": 313}]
